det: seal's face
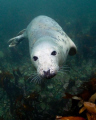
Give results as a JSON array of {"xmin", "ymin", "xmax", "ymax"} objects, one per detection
[{"xmin": 31, "ymin": 41, "xmax": 61, "ymax": 79}]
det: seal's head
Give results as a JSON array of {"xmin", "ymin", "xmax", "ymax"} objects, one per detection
[{"xmin": 31, "ymin": 37, "xmax": 64, "ymax": 79}]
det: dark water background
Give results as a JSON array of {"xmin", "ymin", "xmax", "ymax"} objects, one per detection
[
  {"xmin": 0, "ymin": 0, "xmax": 96, "ymax": 61},
  {"xmin": 0, "ymin": 0, "xmax": 96, "ymax": 119},
  {"xmin": 0, "ymin": 0, "xmax": 96, "ymax": 44}
]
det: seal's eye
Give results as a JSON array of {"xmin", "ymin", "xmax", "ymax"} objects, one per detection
[
  {"xmin": 51, "ymin": 51, "xmax": 57, "ymax": 56},
  {"xmin": 33, "ymin": 56, "xmax": 38, "ymax": 61}
]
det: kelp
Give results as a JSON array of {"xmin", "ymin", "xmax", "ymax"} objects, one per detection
[
  {"xmin": 79, "ymin": 102, "xmax": 96, "ymax": 120},
  {"xmin": 0, "ymin": 69, "xmax": 40, "ymax": 120},
  {"xmin": 61, "ymin": 72, "xmax": 96, "ymax": 120},
  {"xmin": 0, "ymin": 69, "xmax": 96, "ymax": 120},
  {"xmin": 56, "ymin": 116, "xmax": 86, "ymax": 120},
  {"xmin": 0, "ymin": 69, "xmax": 55, "ymax": 120}
]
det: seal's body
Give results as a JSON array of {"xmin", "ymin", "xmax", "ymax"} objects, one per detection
[{"xmin": 9, "ymin": 15, "xmax": 77, "ymax": 79}]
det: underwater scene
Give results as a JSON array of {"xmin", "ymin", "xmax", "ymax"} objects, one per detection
[{"xmin": 0, "ymin": 0, "xmax": 96, "ymax": 120}]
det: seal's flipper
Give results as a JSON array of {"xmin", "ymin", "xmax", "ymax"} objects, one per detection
[
  {"xmin": 8, "ymin": 29, "xmax": 26, "ymax": 47},
  {"xmin": 17, "ymin": 29, "xmax": 26, "ymax": 36},
  {"xmin": 68, "ymin": 38, "xmax": 77, "ymax": 56}
]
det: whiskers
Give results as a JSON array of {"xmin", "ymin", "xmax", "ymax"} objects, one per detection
[
  {"xmin": 27, "ymin": 65, "xmax": 70, "ymax": 83},
  {"xmin": 58, "ymin": 65, "xmax": 70, "ymax": 75},
  {"xmin": 28, "ymin": 71, "xmax": 42, "ymax": 84}
]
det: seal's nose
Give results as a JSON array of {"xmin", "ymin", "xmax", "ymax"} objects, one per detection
[
  {"xmin": 43, "ymin": 69, "xmax": 56, "ymax": 79},
  {"xmin": 43, "ymin": 69, "xmax": 50, "ymax": 78}
]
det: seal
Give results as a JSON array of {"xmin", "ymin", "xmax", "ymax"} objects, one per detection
[{"xmin": 8, "ymin": 15, "xmax": 77, "ymax": 80}]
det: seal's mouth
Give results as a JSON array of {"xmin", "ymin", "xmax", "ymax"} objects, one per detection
[
  {"xmin": 45, "ymin": 73, "xmax": 56, "ymax": 79},
  {"xmin": 43, "ymin": 69, "xmax": 56, "ymax": 79}
]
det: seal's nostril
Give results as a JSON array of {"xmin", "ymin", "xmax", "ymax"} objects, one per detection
[{"xmin": 43, "ymin": 69, "xmax": 50, "ymax": 76}]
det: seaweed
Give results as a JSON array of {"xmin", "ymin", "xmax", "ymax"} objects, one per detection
[
  {"xmin": 0, "ymin": 69, "xmax": 54, "ymax": 120},
  {"xmin": 0, "ymin": 70, "xmax": 24, "ymax": 115},
  {"xmin": 60, "ymin": 72, "xmax": 96, "ymax": 120},
  {"xmin": 0, "ymin": 69, "xmax": 96, "ymax": 120}
]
